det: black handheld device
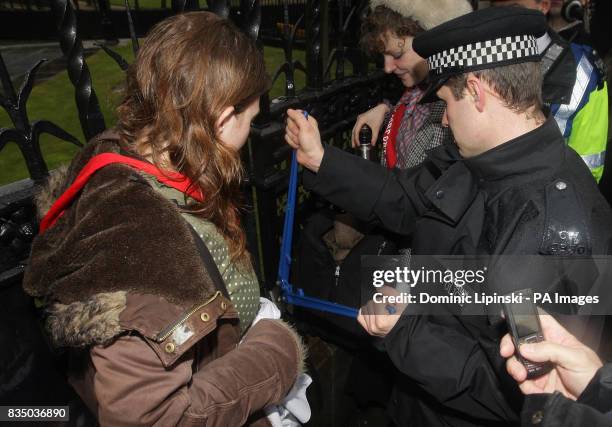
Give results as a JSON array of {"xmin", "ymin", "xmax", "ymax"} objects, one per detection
[
  {"xmin": 357, "ymin": 124, "xmax": 372, "ymax": 160},
  {"xmin": 502, "ymin": 288, "xmax": 553, "ymax": 379}
]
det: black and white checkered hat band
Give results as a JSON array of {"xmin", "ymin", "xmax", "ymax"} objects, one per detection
[{"xmin": 427, "ymin": 35, "xmax": 538, "ymax": 75}]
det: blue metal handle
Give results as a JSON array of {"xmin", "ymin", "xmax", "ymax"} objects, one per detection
[{"xmin": 277, "ymin": 110, "xmax": 358, "ymax": 319}]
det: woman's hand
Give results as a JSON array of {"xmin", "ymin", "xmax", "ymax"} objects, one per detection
[
  {"xmin": 285, "ymin": 109, "xmax": 324, "ymax": 173},
  {"xmin": 499, "ymin": 312, "xmax": 602, "ymax": 400},
  {"xmin": 351, "ymin": 103, "xmax": 390, "ymax": 148}
]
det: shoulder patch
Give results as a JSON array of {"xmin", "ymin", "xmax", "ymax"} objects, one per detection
[{"xmin": 540, "ymin": 179, "xmax": 591, "ymax": 256}]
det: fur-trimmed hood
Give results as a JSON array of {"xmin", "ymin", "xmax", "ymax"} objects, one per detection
[
  {"xmin": 369, "ymin": 0, "xmax": 473, "ymax": 30},
  {"xmin": 23, "ymin": 132, "xmax": 224, "ymax": 348}
]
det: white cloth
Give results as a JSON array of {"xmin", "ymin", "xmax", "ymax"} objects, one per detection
[
  {"xmin": 250, "ymin": 298, "xmax": 312, "ymax": 427},
  {"xmin": 252, "ymin": 297, "xmax": 282, "ymax": 324},
  {"xmin": 265, "ymin": 374, "xmax": 313, "ymax": 427}
]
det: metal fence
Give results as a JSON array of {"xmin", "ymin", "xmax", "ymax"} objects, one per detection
[
  {"xmin": 0, "ymin": 0, "xmax": 311, "ymax": 10},
  {"xmin": 0, "ymin": 0, "xmax": 309, "ymax": 9},
  {"xmin": 0, "ymin": 0, "xmax": 359, "ymax": 42},
  {"xmin": 0, "ymin": 0, "xmax": 403, "ymax": 294}
]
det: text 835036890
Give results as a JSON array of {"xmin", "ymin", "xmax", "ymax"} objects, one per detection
[{"xmin": 0, "ymin": 407, "xmax": 69, "ymax": 422}]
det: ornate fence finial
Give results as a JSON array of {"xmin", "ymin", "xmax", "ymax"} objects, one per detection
[
  {"xmin": 52, "ymin": 0, "xmax": 106, "ymax": 141},
  {"xmin": 0, "ymin": 53, "xmax": 81, "ymax": 181},
  {"xmin": 270, "ymin": 0, "xmax": 305, "ymax": 98}
]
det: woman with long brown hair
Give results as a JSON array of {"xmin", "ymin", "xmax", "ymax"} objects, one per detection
[{"xmin": 23, "ymin": 12, "xmax": 305, "ymax": 426}]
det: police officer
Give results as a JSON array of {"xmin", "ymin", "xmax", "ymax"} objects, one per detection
[
  {"xmin": 285, "ymin": 6, "xmax": 612, "ymax": 427},
  {"xmin": 490, "ymin": 0, "xmax": 609, "ymax": 183}
]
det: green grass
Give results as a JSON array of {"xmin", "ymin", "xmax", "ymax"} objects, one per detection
[
  {"xmin": 0, "ymin": 44, "xmax": 305, "ymax": 186},
  {"xmin": 109, "ymin": 0, "xmax": 168, "ymax": 9},
  {"xmin": 0, "ymin": 42, "xmax": 135, "ymax": 186}
]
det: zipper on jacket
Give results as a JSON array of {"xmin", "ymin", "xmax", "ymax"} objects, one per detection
[
  {"xmin": 334, "ymin": 265, "xmax": 341, "ymax": 287},
  {"xmin": 155, "ymin": 291, "xmax": 222, "ymax": 342}
]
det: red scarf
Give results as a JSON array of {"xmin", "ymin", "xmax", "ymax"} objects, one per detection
[
  {"xmin": 381, "ymin": 86, "xmax": 428, "ymax": 169},
  {"xmin": 40, "ymin": 153, "xmax": 203, "ymax": 233},
  {"xmin": 381, "ymin": 103, "xmax": 407, "ymax": 169}
]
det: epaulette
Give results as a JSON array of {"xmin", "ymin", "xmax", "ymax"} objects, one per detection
[{"xmin": 540, "ymin": 178, "xmax": 591, "ymax": 256}]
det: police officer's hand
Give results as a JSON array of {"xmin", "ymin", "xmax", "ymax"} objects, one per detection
[
  {"xmin": 500, "ymin": 312, "xmax": 602, "ymax": 400},
  {"xmin": 357, "ymin": 286, "xmax": 406, "ymax": 337},
  {"xmin": 351, "ymin": 103, "xmax": 389, "ymax": 148},
  {"xmin": 285, "ymin": 109, "xmax": 324, "ymax": 173}
]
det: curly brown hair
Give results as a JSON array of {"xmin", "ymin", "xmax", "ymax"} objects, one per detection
[
  {"xmin": 360, "ymin": 5, "xmax": 425, "ymax": 55},
  {"xmin": 116, "ymin": 11, "xmax": 270, "ymax": 264}
]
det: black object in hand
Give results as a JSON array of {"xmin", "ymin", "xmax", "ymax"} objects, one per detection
[
  {"xmin": 358, "ymin": 124, "xmax": 373, "ymax": 160},
  {"xmin": 502, "ymin": 288, "xmax": 553, "ymax": 379}
]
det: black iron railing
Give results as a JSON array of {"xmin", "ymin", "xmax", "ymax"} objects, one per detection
[{"xmin": 0, "ymin": 0, "xmax": 400, "ymax": 291}]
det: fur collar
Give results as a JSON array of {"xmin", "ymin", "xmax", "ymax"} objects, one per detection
[
  {"xmin": 46, "ymin": 291, "xmax": 126, "ymax": 347},
  {"xmin": 23, "ymin": 132, "xmax": 221, "ymax": 347}
]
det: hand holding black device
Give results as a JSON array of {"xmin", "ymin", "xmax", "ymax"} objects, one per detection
[{"xmin": 502, "ymin": 288, "xmax": 553, "ymax": 379}]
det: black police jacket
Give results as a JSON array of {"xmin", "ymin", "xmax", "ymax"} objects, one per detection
[
  {"xmin": 303, "ymin": 117, "xmax": 612, "ymax": 426},
  {"xmin": 521, "ymin": 364, "xmax": 612, "ymax": 427}
]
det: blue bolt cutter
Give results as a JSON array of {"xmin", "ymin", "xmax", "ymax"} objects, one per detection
[{"xmin": 277, "ymin": 111, "xmax": 359, "ymax": 318}]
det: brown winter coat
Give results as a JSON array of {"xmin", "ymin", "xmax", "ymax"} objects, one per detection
[{"xmin": 23, "ymin": 133, "xmax": 305, "ymax": 427}]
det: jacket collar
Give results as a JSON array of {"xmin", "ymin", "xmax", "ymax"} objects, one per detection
[
  {"xmin": 423, "ymin": 143, "xmax": 477, "ymax": 225},
  {"xmin": 424, "ymin": 117, "xmax": 563, "ymax": 224},
  {"xmin": 463, "ymin": 117, "xmax": 564, "ymax": 184}
]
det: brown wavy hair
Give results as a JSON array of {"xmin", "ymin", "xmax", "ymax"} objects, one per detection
[
  {"xmin": 116, "ymin": 11, "xmax": 270, "ymax": 264},
  {"xmin": 361, "ymin": 5, "xmax": 425, "ymax": 55}
]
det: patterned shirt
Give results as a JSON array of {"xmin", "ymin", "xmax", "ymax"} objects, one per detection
[
  {"xmin": 382, "ymin": 96, "xmax": 450, "ymax": 170},
  {"xmin": 143, "ymin": 175, "xmax": 260, "ymax": 335}
]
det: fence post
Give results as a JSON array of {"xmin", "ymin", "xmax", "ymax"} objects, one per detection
[
  {"xmin": 185, "ymin": 0, "xmax": 199, "ymax": 10},
  {"xmin": 53, "ymin": 0, "xmax": 106, "ymax": 140},
  {"xmin": 305, "ymin": 0, "xmax": 328, "ymax": 89},
  {"xmin": 96, "ymin": 0, "xmax": 118, "ymax": 44},
  {"xmin": 355, "ymin": 0, "xmax": 369, "ymax": 76},
  {"xmin": 208, "ymin": 0, "xmax": 230, "ymax": 18},
  {"xmin": 171, "ymin": 0, "xmax": 198, "ymax": 11},
  {"xmin": 240, "ymin": 0, "xmax": 261, "ymax": 41}
]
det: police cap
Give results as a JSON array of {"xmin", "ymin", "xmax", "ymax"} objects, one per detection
[{"xmin": 413, "ymin": 6, "xmax": 547, "ymax": 103}]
